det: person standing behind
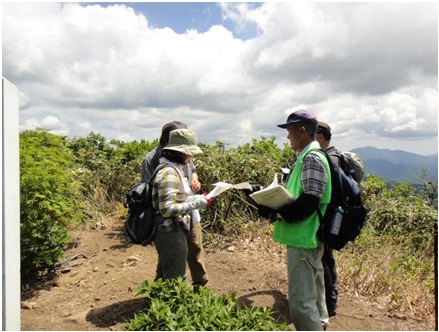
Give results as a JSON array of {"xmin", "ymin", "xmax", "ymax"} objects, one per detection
[
  {"xmin": 316, "ymin": 121, "xmax": 340, "ymax": 318},
  {"xmin": 151, "ymin": 128, "xmax": 210, "ymax": 281},
  {"xmin": 255, "ymin": 110, "xmax": 331, "ymax": 331},
  {"xmin": 142, "ymin": 122, "xmax": 209, "ymax": 287}
]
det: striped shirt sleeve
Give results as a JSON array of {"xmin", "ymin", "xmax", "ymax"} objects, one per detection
[{"xmin": 301, "ymin": 153, "xmax": 328, "ymax": 198}]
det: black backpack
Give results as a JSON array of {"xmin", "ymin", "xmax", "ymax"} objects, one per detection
[
  {"xmin": 312, "ymin": 149, "xmax": 367, "ymax": 250},
  {"xmin": 125, "ymin": 164, "xmax": 170, "ymax": 246}
]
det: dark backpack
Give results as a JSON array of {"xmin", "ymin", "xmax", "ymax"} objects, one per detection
[
  {"xmin": 125, "ymin": 164, "xmax": 170, "ymax": 246},
  {"xmin": 312, "ymin": 149, "xmax": 367, "ymax": 251}
]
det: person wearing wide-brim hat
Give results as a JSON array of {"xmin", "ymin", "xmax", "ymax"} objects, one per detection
[
  {"xmin": 162, "ymin": 128, "xmax": 203, "ymax": 156},
  {"xmin": 142, "ymin": 122, "xmax": 210, "ymax": 288},
  {"xmin": 152, "ymin": 128, "xmax": 211, "ymax": 282}
]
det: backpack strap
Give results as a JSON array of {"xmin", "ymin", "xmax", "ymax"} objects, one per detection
[{"xmin": 149, "ymin": 163, "xmax": 179, "ymax": 185}]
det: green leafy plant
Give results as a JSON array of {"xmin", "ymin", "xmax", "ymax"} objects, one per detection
[
  {"xmin": 20, "ymin": 129, "xmax": 85, "ymax": 277},
  {"xmin": 124, "ymin": 278, "xmax": 289, "ymax": 331},
  {"xmin": 362, "ymin": 176, "xmax": 437, "ymax": 252}
]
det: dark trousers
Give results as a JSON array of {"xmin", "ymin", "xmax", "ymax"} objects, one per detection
[
  {"xmin": 154, "ymin": 223, "xmax": 188, "ymax": 281},
  {"xmin": 322, "ymin": 245, "xmax": 338, "ymax": 316}
]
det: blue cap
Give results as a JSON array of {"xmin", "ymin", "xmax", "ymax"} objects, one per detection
[{"xmin": 277, "ymin": 109, "xmax": 318, "ymax": 128}]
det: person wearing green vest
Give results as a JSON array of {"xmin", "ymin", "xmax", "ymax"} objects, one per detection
[{"xmin": 256, "ymin": 109, "xmax": 332, "ymax": 331}]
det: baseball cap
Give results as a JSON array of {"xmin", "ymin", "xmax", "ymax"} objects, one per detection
[{"xmin": 277, "ymin": 109, "xmax": 318, "ymax": 129}]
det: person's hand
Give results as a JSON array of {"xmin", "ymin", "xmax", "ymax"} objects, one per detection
[
  {"xmin": 191, "ymin": 179, "xmax": 201, "ymax": 193},
  {"xmin": 257, "ymin": 205, "xmax": 277, "ymax": 222},
  {"xmin": 191, "ymin": 173, "xmax": 202, "ymax": 193},
  {"xmin": 202, "ymin": 192, "xmax": 212, "ymax": 206},
  {"xmin": 191, "ymin": 194, "xmax": 209, "ymax": 209},
  {"xmin": 243, "ymin": 184, "xmax": 263, "ymax": 197},
  {"xmin": 258, "ymin": 204, "xmax": 274, "ymax": 218}
]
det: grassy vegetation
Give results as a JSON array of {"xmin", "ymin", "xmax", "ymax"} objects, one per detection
[{"xmin": 337, "ymin": 229, "xmax": 435, "ymax": 320}]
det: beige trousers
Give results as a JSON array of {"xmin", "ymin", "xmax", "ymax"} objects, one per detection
[
  {"xmin": 187, "ymin": 222, "xmax": 208, "ymax": 286},
  {"xmin": 287, "ymin": 243, "xmax": 329, "ymax": 331}
]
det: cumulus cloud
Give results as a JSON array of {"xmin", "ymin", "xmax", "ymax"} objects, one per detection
[
  {"xmin": 41, "ymin": 115, "xmax": 64, "ymax": 130},
  {"xmin": 20, "ymin": 115, "xmax": 68, "ymax": 136},
  {"xmin": 3, "ymin": 2, "xmax": 437, "ymax": 155}
]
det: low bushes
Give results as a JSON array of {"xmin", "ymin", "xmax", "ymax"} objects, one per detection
[{"xmin": 124, "ymin": 278, "xmax": 289, "ymax": 331}]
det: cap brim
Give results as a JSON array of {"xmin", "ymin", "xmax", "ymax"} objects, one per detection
[{"xmin": 277, "ymin": 123, "xmax": 288, "ymax": 129}]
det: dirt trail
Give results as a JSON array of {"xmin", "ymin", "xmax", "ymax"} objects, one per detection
[{"xmin": 21, "ymin": 224, "xmax": 434, "ymax": 331}]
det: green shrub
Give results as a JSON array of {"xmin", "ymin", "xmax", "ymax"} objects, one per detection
[
  {"xmin": 124, "ymin": 278, "xmax": 289, "ymax": 331},
  {"xmin": 69, "ymin": 133, "xmax": 157, "ymax": 205},
  {"xmin": 20, "ymin": 129, "xmax": 85, "ymax": 277},
  {"xmin": 362, "ymin": 176, "xmax": 437, "ymax": 253}
]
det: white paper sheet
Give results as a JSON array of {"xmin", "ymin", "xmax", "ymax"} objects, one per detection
[
  {"xmin": 206, "ymin": 181, "xmax": 253, "ymax": 199},
  {"xmin": 266, "ymin": 174, "xmax": 278, "ymax": 189}
]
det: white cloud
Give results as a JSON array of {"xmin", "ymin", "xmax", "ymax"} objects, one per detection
[
  {"xmin": 116, "ymin": 133, "xmax": 135, "ymax": 142},
  {"xmin": 3, "ymin": 2, "xmax": 438, "ymax": 156},
  {"xmin": 20, "ymin": 118, "xmax": 41, "ymax": 132},
  {"xmin": 19, "ymin": 115, "xmax": 68, "ymax": 136},
  {"xmin": 78, "ymin": 121, "xmax": 92, "ymax": 131},
  {"xmin": 41, "ymin": 116, "xmax": 64, "ymax": 130}
]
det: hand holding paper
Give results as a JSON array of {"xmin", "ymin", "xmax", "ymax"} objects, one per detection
[{"xmin": 202, "ymin": 192, "xmax": 212, "ymax": 206}]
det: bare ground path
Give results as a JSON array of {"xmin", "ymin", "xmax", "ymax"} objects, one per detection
[{"xmin": 21, "ymin": 224, "xmax": 435, "ymax": 331}]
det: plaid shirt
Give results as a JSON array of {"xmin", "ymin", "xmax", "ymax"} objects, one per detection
[
  {"xmin": 152, "ymin": 162, "xmax": 201, "ymax": 230},
  {"xmin": 300, "ymin": 153, "xmax": 328, "ymax": 198},
  {"xmin": 153, "ymin": 164, "xmax": 189, "ymax": 217}
]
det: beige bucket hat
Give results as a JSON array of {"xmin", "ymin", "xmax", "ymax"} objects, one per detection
[{"xmin": 163, "ymin": 128, "xmax": 203, "ymax": 156}]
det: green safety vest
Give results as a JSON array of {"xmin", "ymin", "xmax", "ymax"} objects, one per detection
[{"xmin": 273, "ymin": 142, "xmax": 331, "ymax": 249}]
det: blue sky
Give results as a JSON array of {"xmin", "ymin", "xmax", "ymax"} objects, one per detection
[
  {"xmin": 94, "ymin": 2, "xmax": 228, "ymax": 33},
  {"xmin": 83, "ymin": 2, "xmax": 261, "ymax": 38},
  {"xmin": 2, "ymin": 2, "xmax": 438, "ymax": 155},
  {"xmin": 127, "ymin": 2, "xmax": 227, "ymax": 33}
]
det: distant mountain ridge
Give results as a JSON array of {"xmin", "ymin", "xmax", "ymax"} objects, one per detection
[{"xmin": 350, "ymin": 146, "xmax": 437, "ymax": 184}]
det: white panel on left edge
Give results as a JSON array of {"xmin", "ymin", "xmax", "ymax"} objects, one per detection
[{"xmin": 2, "ymin": 77, "xmax": 21, "ymax": 331}]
